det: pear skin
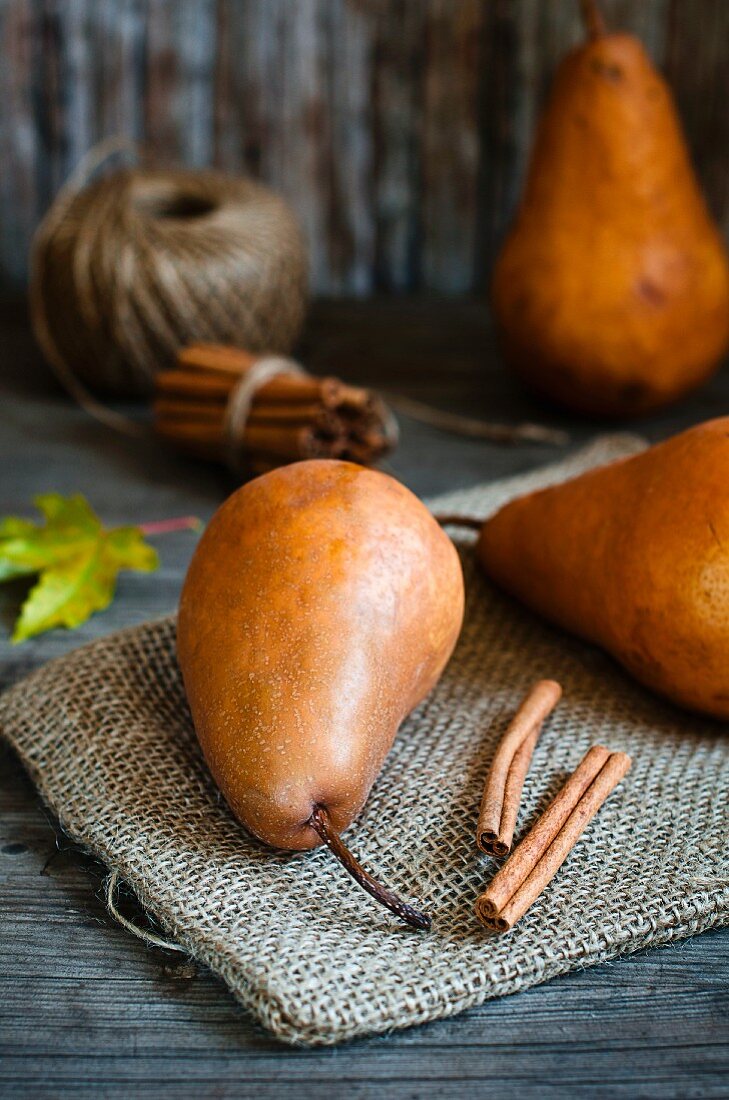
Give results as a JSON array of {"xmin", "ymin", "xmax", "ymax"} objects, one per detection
[
  {"xmin": 177, "ymin": 460, "xmax": 464, "ymax": 851},
  {"xmin": 478, "ymin": 419, "xmax": 729, "ymax": 719},
  {"xmin": 492, "ymin": 27, "xmax": 729, "ymax": 417}
]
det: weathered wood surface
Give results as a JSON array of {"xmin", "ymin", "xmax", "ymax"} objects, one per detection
[
  {"xmin": 1, "ymin": 0, "xmax": 728, "ymax": 294},
  {"xmin": 1, "ymin": 299, "xmax": 728, "ymax": 1097}
]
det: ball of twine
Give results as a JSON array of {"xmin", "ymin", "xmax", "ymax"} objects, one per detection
[{"xmin": 30, "ymin": 155, "xmax": 308, "ymax": 403}]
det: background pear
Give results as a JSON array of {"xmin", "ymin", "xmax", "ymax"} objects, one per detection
[
  {"xmin": 178, "ymin": 460, "xmax": 464, "ymax": 853},
  {"xmin": 477, "ymin": 419, "xmax": 729, "ymax": 719},
  {"xmin": 491, "ymin": 4, "xmax": 729, "ymax": 418}
]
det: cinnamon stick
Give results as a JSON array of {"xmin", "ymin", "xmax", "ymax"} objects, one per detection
[
  {"xmin": 153, "ymin": 398, "xmax": 225, "ymax": 423},
  {"xmin": 477, "ymin": 680, "xmax": 562, "ymax": 857},
  {"xmin": 475, "ymin": 745, "xmax": 631, "ymax": 932},
  {"xmin": 155, "ymin": 421, "xmax": 225, "ymax": 449},
  {"xmin": 256, "ymin": 376, "xmax": 329, "ymax": 404},
  {"xmin": 157, "ymin": 419, "xmax": 322, "ymax": 458},
  {"xmin": 157, "ymin": 369, "xmax": 327, "ymax": 405},
  {"xmin": 241, "ymin": 424, "xmax": 321, "ymax": 459},
  {"xmin": 153, "ymin": 398, "xmax": 324, "ymax": 426},
  {"xmin": 178, "ymin": 342, "xmax": 259, "ymax": 376},
  {"xmin": 489, "ymin": 721, "xmax": 540, "ymax": 850},
  {"xmin": 153, "ymin": 344, "xmax": 398, "ymax": 472},
  {"xmin": 332, "ymin": 382, "xmax": 372, "ymax": 412},
  {"xmin": 177, "ymin": 347, "xmax": 367, "ymax": 410},
  {"xmin": 156, "ymin": 370, "xmax": 235, "ymax": 400},
  {"xmin": 251, "ymin": 404, "xmax": 323, "ymax": 426}
]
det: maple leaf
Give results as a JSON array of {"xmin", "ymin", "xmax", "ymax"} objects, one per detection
[{"xmin": 0, "ymin": 494, "xmax": 159, "ymax": 642}]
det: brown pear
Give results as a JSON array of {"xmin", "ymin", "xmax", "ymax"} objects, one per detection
[
  {"xmin": 477, "ymin": 419, "xmax": 729, "ymax": 719},
  {"xmin": 177, "ymin": 459, "xmax": 464, "ymax": 925},
  {"xmin": 491, "ymin": 3, "xmax": 729, "ymax": 417}
]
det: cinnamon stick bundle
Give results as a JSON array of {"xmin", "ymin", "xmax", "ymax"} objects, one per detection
[
  {"xmin": 153, "ymin": 344, "xmax": 398, "ymax": 474},
  {"xmin": 475, "ymin": 745, "xmax": 631, "ymax": 932},
  {"xmin": 477, "ymin": 680, "xmax": 562, "ymax": 857}
]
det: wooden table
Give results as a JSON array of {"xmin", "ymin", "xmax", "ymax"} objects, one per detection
[{"xmin": 1, "ymin": 300, "xmax": 727, "ymax": 1098}]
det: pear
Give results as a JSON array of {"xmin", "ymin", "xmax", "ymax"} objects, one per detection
[
  {"xmin": 477, "ymin": 419, "xmax": 729, "ymax": 719},
  {"xmin": 177, "ymin": 459, "xmax": 464, "ymax": 926},
  {"xmin": 491, "ymin": 2, "xmax": 729, "ymax": 417}
]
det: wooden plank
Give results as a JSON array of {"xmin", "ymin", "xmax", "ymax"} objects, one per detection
[
  {"xmin": 261, "ymin": 0, "xmax": 330, "ymax": 293},
  {"xmin": 370, "ymin": 0, "xmax": 425, "ymax": 292},
  {"xmin": 664, "ymin": 0, "xmax": 729, "ymax": 237},
  {"xmin": 91, "ymin": 0, "xmax": 147, "ymax": 143},
  {"xmin": 0, "ymin": 0, "xmax": 38, "ymax": 286},
  {"xmin": 420, "ymin": 0, "xmax": 483, "ymax": 293},
  {"xmin": 320, "ymin": 0, "xmax": 374, "ymax": 295},
  {"xmin": 476, "ymin": 0, "xmax": 532, "ymax": 280},
  {"xmin": 144, "ymin": 0, "xmax": 217, "ymax": 167},
  {"xmin": 609, "ymin": 0, "xmax": 671, "ymax": 57}
]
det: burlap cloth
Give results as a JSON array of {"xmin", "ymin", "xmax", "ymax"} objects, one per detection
[{"xmin": 1, "ymin": 436, "xmax": 728, "ymax": 1046}]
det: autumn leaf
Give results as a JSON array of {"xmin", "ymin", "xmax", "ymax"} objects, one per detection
[{"xmin": 0, "ymin": 494, "xmax": 159, "ymax": 642}]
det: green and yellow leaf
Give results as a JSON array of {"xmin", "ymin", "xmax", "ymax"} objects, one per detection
[{"xmin": 0, "ymin": 494, "xmax": 160, "ymax": 642}]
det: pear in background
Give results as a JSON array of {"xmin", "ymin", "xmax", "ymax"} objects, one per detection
[
  {"xmin": 478, "ymin": 419, "xmax": 729, "ymax": 719},
  {"xmin": 491, "ymin": 1, "xmax": 729, "ymax": 417}
]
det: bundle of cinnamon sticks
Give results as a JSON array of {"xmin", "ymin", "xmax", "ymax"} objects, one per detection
[
  {"xmin": 153, "ymin": 344, "xmax": 398, "ymax": 475},
  {"xmin": 474, "ymin": 681, "xmax": 631, "ymax": 932}
]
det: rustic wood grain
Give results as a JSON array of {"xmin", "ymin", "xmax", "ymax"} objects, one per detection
[
  {"xmin": 0, "ymin": 0, "xmax": 37, "ymax": 287},
  {"xmin": 420, "ymin": 0, "xmax": 482, "ymax": 292},
  {"xmin": 1, "ymin": 299, "xmax": 728, "ymax": 1096},
  {"xmin": 145, "ymin": 0, "xmax": 217, "ymax": 167},
  {"xmin": 665, "ymin": 0, "xmax": 729, "ymax": 229},
  {"xmin": 370, "ymin": 0, "xmax": 424, "ymax": 291},
  {"xmin": 0, "ymin": 0, "xmax": 727, "ymax": 296}
]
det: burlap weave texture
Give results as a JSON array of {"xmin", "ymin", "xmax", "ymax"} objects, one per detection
[{"xmin": 1, "ymin": 436, "xmax": 727, "ymax": 1045}]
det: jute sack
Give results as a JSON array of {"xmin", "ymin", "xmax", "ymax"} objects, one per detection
[{"xmin": 1, "ymin": 436, "xmax": 727, "ymax": 1046}]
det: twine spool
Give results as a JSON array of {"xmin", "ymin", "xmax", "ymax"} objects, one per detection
[{"xmin": 30, "ymin": 157, "xmax": 308, "ymax": 402}]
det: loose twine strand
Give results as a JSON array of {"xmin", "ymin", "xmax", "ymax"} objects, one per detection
[
  {"xmin": 105, "ymin": 869, "xmax": 186, "ymax": 953},
  {"xmin": 223, "ymin": 355, "xmax": 306, "ymax": 470},
  {"xmin": 29, "ymin": 137, "xmax": 143, "ymax": 434}
]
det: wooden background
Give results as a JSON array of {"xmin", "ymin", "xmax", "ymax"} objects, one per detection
[{"xmin": 1, "ymin": 0, "xmax": 728, "ymax": 296}]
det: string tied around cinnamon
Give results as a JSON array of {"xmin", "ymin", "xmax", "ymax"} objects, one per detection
[
  {"xmin": 222, "ymin": 355, "xmax": 306, "ymax": 471},
  {"xmin": 153, "ymin": 343, "xmax": 400, "ymax": 475}
]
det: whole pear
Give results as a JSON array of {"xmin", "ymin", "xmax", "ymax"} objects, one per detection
[
  {"xmin": 478, "ymin": 419, "xmax": 729, "ymax": 719},
  {"xmin": 491, "ymin": 12, "xmax": 729, "ymax": 417},
  {"xmin": 177, "ymin": 460, "xmax": 464, "ymax": 852}
]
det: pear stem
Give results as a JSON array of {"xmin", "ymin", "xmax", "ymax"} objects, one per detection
[
  {"xmin": 579, "ymin": 0, "xmax": 607, "ymax": 39},
  {"xmin": 433, "ymin": 514, "xmax": 484, "ymax": 532},
  {"xmin": 308, "ymin": 806, "xmax": 431, "ymax": 931}
]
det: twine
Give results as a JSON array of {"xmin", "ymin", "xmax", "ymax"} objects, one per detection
[
  {"xmin": 29, "ymin": 142, "xmax": 308, "ymax": 413},
  {"xmin": 105, "ymin": 869, "xmax": 185, "ymax": 954},
  {"xmin": 223, "ymin": 355, "xmax": 305, "ymax": 470},
  {"xmin": 29, "ymin": 138, "xmax": 143, "ymax": 434}
]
